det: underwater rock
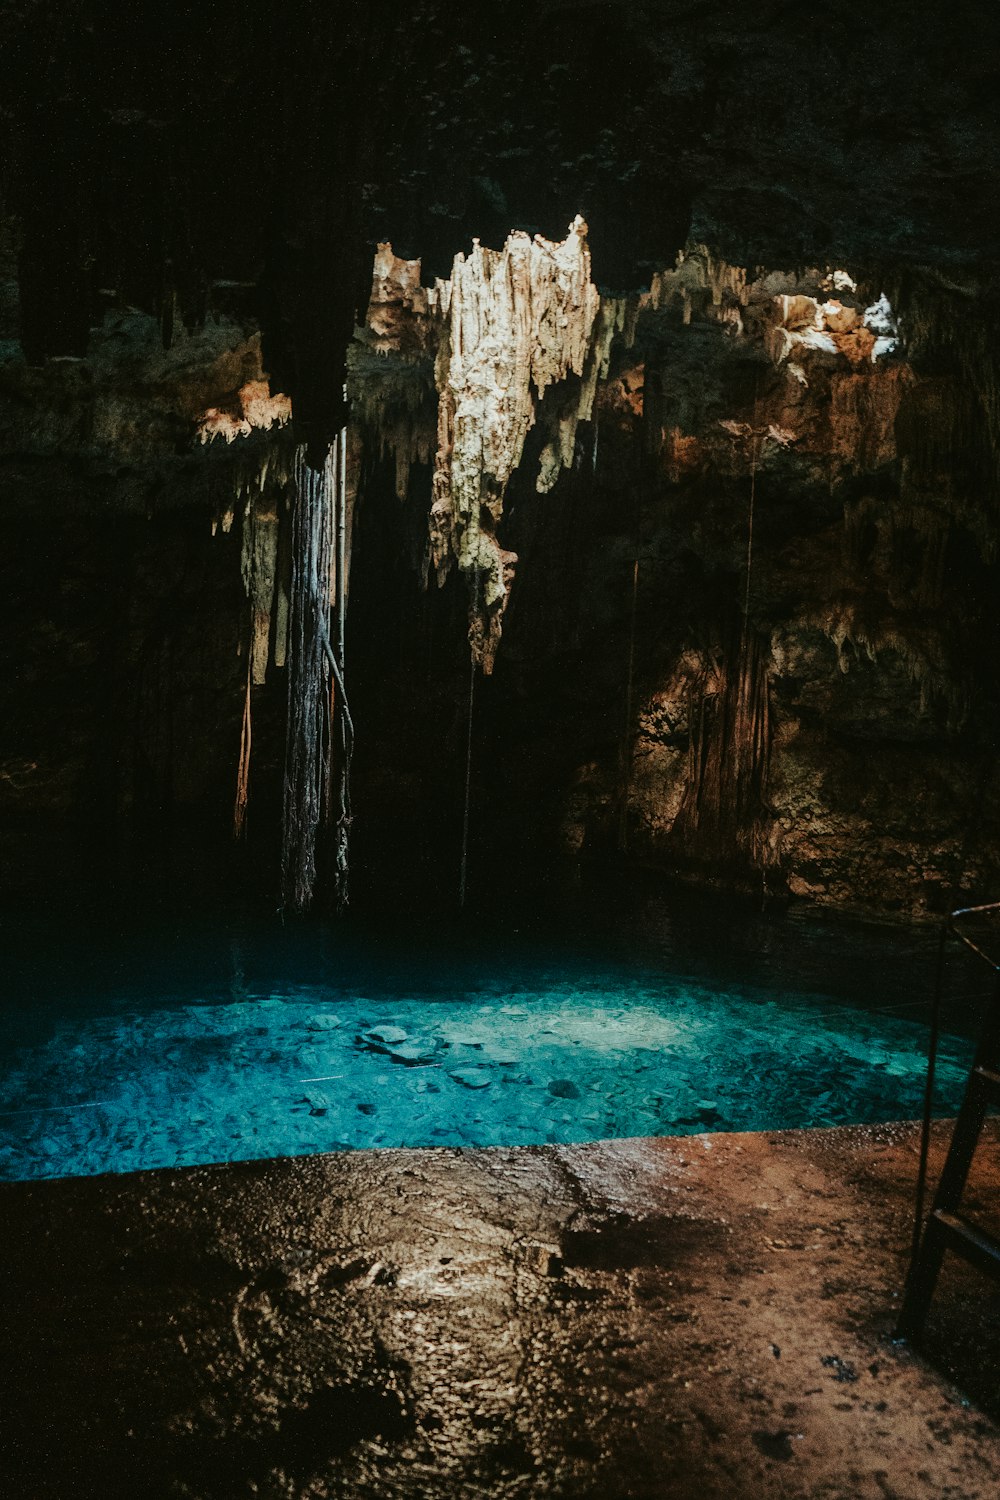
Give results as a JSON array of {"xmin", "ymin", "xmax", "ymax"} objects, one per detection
[
  {"xmin": 367, "ymin": 1025, "xmax": 407, "ymax": 1044},
  {"xmin": 387, "ymin": 1040, "xmax": 438, "ymax": 1066},
  {"xmin": 450, "ymin": 1070, "xmax": 491, "ymax": 1089},
  {"xmin": 307, "ymin": 1015, "xmax": 343, "ymax": 1031},
  {"xmin": 360, "ymin": 1026, "xmax": 408, "ymax": 1051},
  {"xmin": 674, "ymin": 1103, "xmax": 724, "ymax": 1127},
  {"xmin": 303, "ymin": 1092, "xmax": 330, "ymax": 1115},
  {"xmin": 548, "ymin": 1079, "xmax": 582, "ymax": 1099}
]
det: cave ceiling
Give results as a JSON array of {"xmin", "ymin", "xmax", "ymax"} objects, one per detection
[{"xmin": 3, "ymin": 0, "xmax": 1000, "ymax": 445}]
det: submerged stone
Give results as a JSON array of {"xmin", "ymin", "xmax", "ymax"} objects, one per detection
[
  {"xmin": 0, "ymin": 915, "xmax": 976, "ymax": 1178},
  {"xmin": 388, "ymin": 1041, "xmax": 438, "ymax": 1066},
  {"xmin": 364, "ymin": 1025, "xmax": 408, "ymax": 1046},
  {"xmin": 359, "ymin": 1025, "xmax": 415, "ymax": 1058},
  {"xmin": 450, "ymin": 1070, "xmax": 491, "ymax": 1089}
]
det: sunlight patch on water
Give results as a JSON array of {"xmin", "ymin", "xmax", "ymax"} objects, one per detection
[{"xmin": 0, "ymin": 971, "xmax": 972, "ymax": 1181}]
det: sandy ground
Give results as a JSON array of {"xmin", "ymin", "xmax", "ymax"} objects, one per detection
[{"xmin": 2, "ymin": 1121, "xmax": 999, "ymax": 1499}]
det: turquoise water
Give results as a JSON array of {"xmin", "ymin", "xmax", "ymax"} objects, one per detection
[{"xmin": 0, "ymin": 892, "xmax": 980, "ymax": 1180}]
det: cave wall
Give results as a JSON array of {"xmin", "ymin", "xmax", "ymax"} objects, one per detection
[
  {"xmin": 2, "ymin": 3, "xmax": 1000, "ymax": 916},
  {"xmin": 3, "ymin": 247, "xmax": 1000, "ymax": 918},
  {"xmin": 0, "ymin": 309, "xmax": 294, "ymax": 903},
  {"xmin": 0, "ymin": 505, "xmax": 247, "ymax": 898},
  {"xmin": 342, "ymin": 251, "xmax": 1000, "ymax": 917}
]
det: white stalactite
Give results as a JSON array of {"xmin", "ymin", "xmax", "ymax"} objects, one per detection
[
  {"xmin": 438, "ymin": 216, "xmax": 598, "ymax": 580},
  {"xmin": 352, "ymin": 219, "xmax": 634, "ymax": 670}
]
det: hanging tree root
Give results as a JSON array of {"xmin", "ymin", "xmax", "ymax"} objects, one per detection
[{"xmin": 233, "ymin": 664, "xmax": 252, "ymax": 839}]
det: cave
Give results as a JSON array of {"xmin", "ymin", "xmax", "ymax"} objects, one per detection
[{"xmin": 3, "ymin": 3, "xmax": 1000, "ymax": 1496}]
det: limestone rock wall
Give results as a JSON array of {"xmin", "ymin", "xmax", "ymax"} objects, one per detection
[
  {"xmin": 2, "ymin": 234, "xmax": 1000, "ymax": 917},
  {"xmin": 345, "ymin": 248, "xmax": 1000, "ymax": 917}
]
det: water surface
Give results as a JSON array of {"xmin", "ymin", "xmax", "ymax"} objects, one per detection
[{"xmin": 0, "ymin": 880, "xmax": 983, "ymax": 1180}]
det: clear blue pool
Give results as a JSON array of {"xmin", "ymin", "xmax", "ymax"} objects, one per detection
[{"xmin": 0, "ymin": 885, "xmax": 981, "ymax": 1180}]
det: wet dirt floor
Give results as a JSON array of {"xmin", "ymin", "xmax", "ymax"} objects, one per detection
[{"xmin": 2, "ymin": 1121, "xmax": 999, "ymax": 1499}]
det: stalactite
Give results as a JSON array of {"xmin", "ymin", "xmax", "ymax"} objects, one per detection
[
  {"xmin": 349, "ymin": 243, "xmax": 446, "ymax": 501},
  {"xmin": 535, "ymin": 294, "xmax": 634, "ymax": 494},
  {"xmin": 209, "ymin": 412, "xmax": 356, "ymax": 903},
  {"xmin": 351, "ymin": 220, "xmax": 632, "ymax": 672},
  {"xmin": 274, "ymin": 570, "xmax": 290, "ymax": 670},
  {"xmin": 231, "ymin": 442, "xmax": 297, "ymax": 514},
  {"xmin": 349, "ymin": 349, "xmax": 437, "ymax": 501},
  {"xmin": 427, "ymin": 217, "xmax": 596, "ymax": 662},
  {"xmin": 223, "ymin": 446, "xmax": 294, "ymax": 839},
  {"xmin": 649, "ymin": 245, "xmax": 747, "ymax": 329},
  {"xmin": 816, "ymin": 596, "xmax": 968, "ymax": 728},
  {"xmin": 198, "ymin": 381, "xmax": 292, "ymax": 445}
]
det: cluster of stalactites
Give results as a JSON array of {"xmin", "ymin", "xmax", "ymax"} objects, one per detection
[
  {"xmin": 222, "ymin": 447, "xmax": 298, "ymax": 688},
  {"xmin": 533, "ymin": 292, "xmax": 634, "ymax": 494},
  {"xmin": 648, "ymin": 244, "xmax": 748, "ymax": 330},
  {"xmin": 349, "ymin": 244, "xmax": 447, "ymax": 500},
  {"xmin": 353, "ymin": 235, "xmax": 913, "ymax": 675},
  {"xmin": 352, "ymin": 222, "xmax": 642, "ymax": 669},
  {"xmin": 428, "ymin": 217, "xmax": 604, "ymax": 667},
  {"xmin": 198, "ymin": 380, "xmax": 292, "ymax": 445},
  {"xmin": 811, "ymin": 593, "xmax": 968, "ymax": 729},
  {"xmin": 226, "ymin": 449, "xmax": 296, "ymax": 839}
]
